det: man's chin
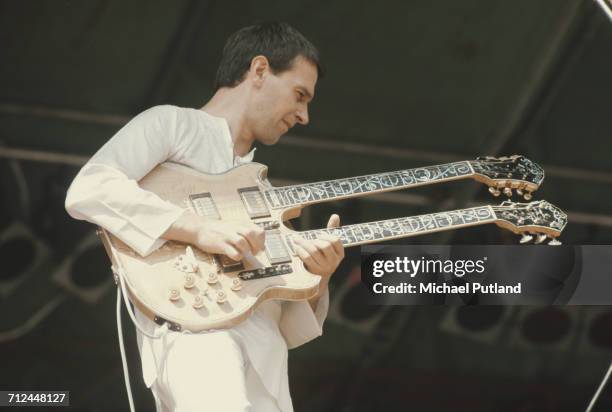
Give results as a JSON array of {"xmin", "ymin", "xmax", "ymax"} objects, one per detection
[{"xmin": 259, "ymin": 134, "xmax": 282, "ymax": 146}]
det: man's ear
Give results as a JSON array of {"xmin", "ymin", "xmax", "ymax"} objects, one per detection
[{"xmin": 249, "ymin": 55, "xmax": 269, "ymax": 86}]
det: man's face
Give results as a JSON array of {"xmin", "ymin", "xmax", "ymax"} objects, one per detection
[{"xmin": 250, "ymin": 55, "xmax": 317, "ymax": 145}]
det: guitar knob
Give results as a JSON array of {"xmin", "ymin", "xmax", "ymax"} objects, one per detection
[
  {"xmin": 517, "ymin": 218, "xmax": 524, "ymax": 224},
  {"xmin": 207, "ymin": 272, "xmax": 219, "ymax": 284},
  {"xmin": 519, "ymin": 234, "xmax": 533, "ymax": 244},
  {"xmin": 216, "ymin": 290, "xmax": 227, "ymax": 303},
  {"xmin": 548, "ymin": 238, "xmax": 562, "ymax": 246},
  {"xmin": 168, "ymin": 288, "xmax": 180, "ymax": 301},
  {"xmin": 516, "ymin": 188, "xmax": 524, "ymax": 196},
  {"xmin": 503, "ymin": 187, "xmax": 513, "ymax": 197},
  {"xmin": 231, "ymin": 278, "xmax": 242, "ymax": 291},
  {"xmin": 535, "ymin": 234, "xmax": 547, "ymax": 244},
  {"xmin": 184, "ymin": 274, "xmax": 195, "ymax": 289},
  {"xmin": 488, "ymin": 187, "xmax": 501, "ymax": 197},
  {"xmin": 193, "ymin": 295, "xmax": 205, "ymax": 309},
  {"xmin": 523, "ymin": 192, "xmax": 533, "ymax": 201}
]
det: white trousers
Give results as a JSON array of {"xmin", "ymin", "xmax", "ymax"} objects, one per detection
[{"xmin": 147, "ymin": 331, "xmax": 280, "ymax": 412}]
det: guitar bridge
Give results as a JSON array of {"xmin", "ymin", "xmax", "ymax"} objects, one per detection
[
  {"xmin": 217, "ymin": 255, "xmax": 244, "ymax": 273},
  {"xmin": 256, "ymin": 220, "xmax": 280, "ymax": 230},
  {"xmin": 238, "ymin": 264, "xmax": 293, "ymax": 281}
]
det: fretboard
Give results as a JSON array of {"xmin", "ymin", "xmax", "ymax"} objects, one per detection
[
  {"xmin": 295, "ymin": 206, "xmax": 496, "ymax": 247},
  {"xmin": 264, "ymin": 161, "xmax": 474, "ymax": 209}
]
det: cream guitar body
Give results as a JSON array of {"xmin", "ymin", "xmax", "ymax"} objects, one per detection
[
  {"xmin": 97, "ymin": 157, "xmax": 565, "ymax": 332},
  {"xmin": 99, "ymin": 162, "xmax": 314, "ymax": 332}
]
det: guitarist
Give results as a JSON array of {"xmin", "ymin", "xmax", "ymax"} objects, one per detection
[{"xmin": 65, "ymin": 22, "xmax": 344, "ymax": 412}]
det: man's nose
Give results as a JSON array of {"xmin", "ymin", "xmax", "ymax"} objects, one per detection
[{"xmin": 296, "ymin": 107, "xmax": 309, "ymax": 125}]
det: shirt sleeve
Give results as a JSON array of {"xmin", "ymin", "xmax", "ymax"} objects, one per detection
[
  {"xmin": 279, "ymin": 289, "xmax": 330, "ymax": 349},
  {"xmin": 65, "ymin": 105, "xmax": 187, "ymax": 256}
]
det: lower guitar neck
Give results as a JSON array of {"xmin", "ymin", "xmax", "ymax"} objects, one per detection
[
  {"xmin": 295, "ymin": 205, "xmax": 497, "ymax": 247},
  {"xmin": 264, "ymin": 161, "xmax": 475, "ymax": 208}
]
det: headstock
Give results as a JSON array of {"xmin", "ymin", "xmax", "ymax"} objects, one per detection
[
  {"xmin": 470, "ymin": 155, "xmax": 545, "ymax": 200},
  {"xmin": 493, "ymin": 200, "xmax": 567, "ymax": 245}
]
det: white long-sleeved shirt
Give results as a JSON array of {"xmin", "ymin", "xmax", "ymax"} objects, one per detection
[{"xmin": 65, "ymin": 105, "xmax": 329, "ymax": 411}]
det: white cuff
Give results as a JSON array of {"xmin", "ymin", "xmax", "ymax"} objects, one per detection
[{"xmin": 279, "ymin": 288, "xmax": 330, "ymax": 349}]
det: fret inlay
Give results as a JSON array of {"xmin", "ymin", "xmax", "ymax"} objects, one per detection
[{"xmin": 265, "ymin": 161, "xmax": 472, "ymax": 209}]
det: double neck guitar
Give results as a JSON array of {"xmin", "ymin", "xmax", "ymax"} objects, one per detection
[{"xmin": 97, "ymin": 155, "xmax": 566, "ymax": 332}]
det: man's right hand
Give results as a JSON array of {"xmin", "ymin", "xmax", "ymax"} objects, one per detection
[{"xmin": 162, "ymin": 212, "xmax": 265, "ymax": 261}]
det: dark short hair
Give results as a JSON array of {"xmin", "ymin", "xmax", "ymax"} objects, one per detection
[{"xmin": 213, "ymin": 22, "xmax": 323, "ymax": 91}]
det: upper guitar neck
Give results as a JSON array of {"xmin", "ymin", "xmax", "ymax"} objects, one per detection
[
  {"xmin": 296, "ymin": 205, "xmax": 497, "ymax": 248},
  {"xmin": 264, "ymin": 160, "xmax": 477, "ymax": 208}
]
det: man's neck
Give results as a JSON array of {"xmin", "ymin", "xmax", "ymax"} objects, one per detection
[{"xmin": 200, "ymin": 87, "xmax": 254, "ymax": 157}]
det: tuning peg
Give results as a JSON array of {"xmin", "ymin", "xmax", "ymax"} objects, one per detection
[
  {"xmin": 535, "ymin": 234, "xmax": 547, "ymax": 244},
  {"xmin": 503, "ymin": 187, "xmax": 513, "ymax": 197},
  {"xmin": 516, "ymin": 188, "xmax": 524, "ymax": 196},
  {"xmin": 548, "ymin": 238, "xmax": 562, "ymax": 246},
  {"xmin": 489, "ymin": 187, "xmax": 501, "ymax": 197},
  {"xmin": 520, "ymin": 234, "xmax": 533, "ymax": 244},
  {"xmin": 523, "ymin": 192, "xmax": 533, "ymax": 201}
]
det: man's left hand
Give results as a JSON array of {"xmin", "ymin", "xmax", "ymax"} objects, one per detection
[{"xmin": 293, "ymin": 214, "xmax": 344, "ymax": 296}]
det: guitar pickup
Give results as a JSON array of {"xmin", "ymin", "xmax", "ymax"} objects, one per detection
[
  {"xmin": 238, "ymin": 264, "xmax": 293, "ymax": 281},
  {"xmin": 239, "ymin": 187, "xmax": 271, "ymax": 218},
  {"xmin": 264, "ymin": 230, "xmax": 291, "ymax": 264},
  {"xmin": 189, "ymin": 192, "xmax": 221, "ymax": 219}
]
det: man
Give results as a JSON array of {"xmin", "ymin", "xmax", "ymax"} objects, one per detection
[{"xmin": 65, "ymin": 22, "xmax": 343, "ymax": 411}]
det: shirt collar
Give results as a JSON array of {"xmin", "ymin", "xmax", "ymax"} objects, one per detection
[
  {"xmin": 219, "ymin": 118, "xmax": 256, "ymax": 164},
  {"xmin": 199, "ymin": 109, "xmax": 256, "ymax": 164},
  {"xmin": 236, "ymin": 147, "xmax": 256, "ymax": 163}
]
